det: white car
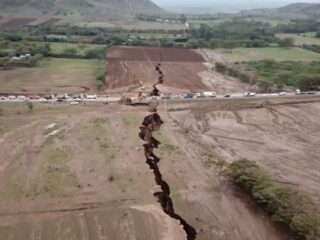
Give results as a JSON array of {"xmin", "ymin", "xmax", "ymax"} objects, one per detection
[
  {"xmin": 279, "ymin": 92, "xmax": 287, "ymax": 96},
  {"xmin": 70, "ymin": 101, "xmax": 79, "ymax": 105},
  {"xmin": 86, "ymin": 94, "xmax": 97, "ymax": 100},
  {"xmin": 8, "ymin": 95, "xmax": 17, "ymax": 100},
  {"xmin": 17, "ymin": 95, "xmax": 26, "ymax": 100},
  {"xmin": 244, "ymin": 92, "xmax": 256, "ymax": 97},
  {"xmin": 39, "ymin": 98, "xmax": 48, "ymax": 103}
]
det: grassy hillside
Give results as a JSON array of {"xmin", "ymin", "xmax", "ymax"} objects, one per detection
[
  {"xmin": 240, "ymin": 3, "xmax": 320, "ymax": 19},
  {"xmin": 0, "ymin": 0, "xmax": 164, "ymax": 21}
]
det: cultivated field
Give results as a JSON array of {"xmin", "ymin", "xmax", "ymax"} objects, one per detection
[
  {"xmin": 0, "ymin": 99, "xmax": 306, "ymax": 240},
  {"xmin": 276, "ymin": 33, "xmax": 320, "ymax": 46},
  {"xmin": 39, "ymin": 18, "xmax": 61, "ymax": 26},
  {"xmin": 215, "ymin": 47, "xmax": 320, "ymax": 62},
  {"xmin": 0, "ymin": 18, "xmax": 36, "ymax": 28},
  {"xmin": 106, "ymin": 46, "xmax": 252, "ymax": 94},
  {"xmin": 0, "ymin": 58, "xmax": 103, "ymax": 94}
]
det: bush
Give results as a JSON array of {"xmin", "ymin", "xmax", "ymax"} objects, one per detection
[
  {"xmin": 228, "ymin": 159, "xmax": 320, "ymax": 240},
  {"xmin": 215, "ymin": 62, "xmax": 227, "ymax": 73}
]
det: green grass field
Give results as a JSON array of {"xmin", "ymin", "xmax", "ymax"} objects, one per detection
[
  {"xmin": 217, "ymin": 47, "xmax": 320, "ymax": 62},
  {"xmin": 0, "ymin": 58, "xmax": 104, "ymax": 93},
  {"xmin": 276, "ymin": 33, "xmax": 320, "ymax": 46},
  {"xmin": 48, "ymin": 42, "xmax": 106, "ymax": 56}
]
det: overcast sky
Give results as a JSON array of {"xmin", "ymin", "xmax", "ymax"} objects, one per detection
[{"xmin": 152, "ymin": 0, "xmax": 320, "ymax": 12}]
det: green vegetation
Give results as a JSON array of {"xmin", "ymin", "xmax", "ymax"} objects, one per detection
[
  {"xmin": 154, "ymin": 132, "xmax": 176, "ymax": 153},
  {"xmin": 95, "ymin": 60, "xmax": 106, "ymax": 90},
  {"xmin": 276, "ymin": 33, "xmax": 320, "ymax": 46},
  {"xmin": 228, "ymin": 159, "xmax": 320, "ymax": 240},
  {"xmin": 243, "ymin": 61, "xmax": 320, "ymax": 90},
  {"xmin": 48, "ymin": 42, "xmax": 106, "ymax": 58},
  {"xmin": 189, "ymin": 20, "xmax": 276, "ymax": 48},
  {"xmin": 216, "ymin": 60, "xmax": 320, "ymax": 90},
  {"xmin": 217, "ymin": 47, "xmax": 320, "ymax": 62}
]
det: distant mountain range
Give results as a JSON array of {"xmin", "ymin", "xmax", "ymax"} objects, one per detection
[
  {"xmin": 0, "ymin": 0, "xmax": 164, "ymax": 20},
  {"xmin": 239, "ymin": 3, "xmax": 320, "ymax": 19}
]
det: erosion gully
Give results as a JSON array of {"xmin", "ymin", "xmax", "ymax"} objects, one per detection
[{"xmin": 138, "ymin": 56, "xmax": 197, "ymax": 240}]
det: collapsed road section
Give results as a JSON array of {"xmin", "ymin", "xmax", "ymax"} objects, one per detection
[{"xmin": 138, "ymin": 56, "xmax": 197, "ymax": 240}]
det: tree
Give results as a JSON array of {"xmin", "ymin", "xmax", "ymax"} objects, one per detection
[
  {"xmin": 279, "ymin": 37, "xmax": 295, "ymax": 48},
  {"xmin": 297, "ymin": 74, "xmax": 320, "ymax": 91},
  {"xmin": 180, "ymin": 14, "xmax": 187, "ymax": 24},
  {"xmin": 222, "ymin": 40, "xmax": 237, "ymax": 53},
  {"xmin": 316, "ymin": 31, "xmax": 320, "ymax": 38},
  {"xmin": 275, "ymin": 71, "xmax": 291, "ymax": 90},
  {"xmin": 258, "ymin": 80, "xmax": 273, "ymax": 92},
  {"xmin": 215, "ymin": 62, "xmax": 227, "ymax": 73}
]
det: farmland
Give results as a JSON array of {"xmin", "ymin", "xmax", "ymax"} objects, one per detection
[
  {"xmin": 276, "ymin": 33, "xmax": 320, "ymax": 46},
  {"xmin": 215, "ymin": 47, "xmax": 320, "ymax": 62},
  {"xmin": 106, "ymin": 46, "xmax": 251, "ymax": 94},
  {"xmin": 4, "ymin": 98, "xmax": 316, "ymax": 239},
  {"xmin": 0, "ymin": 18, "xmax": 36, "ymax": 28},
  {"xmin": 0, "ymin": 58, "xmax": 103, "ymax": 94}
]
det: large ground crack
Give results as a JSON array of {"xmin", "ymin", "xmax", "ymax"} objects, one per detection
[{"xmin": 138, "ymin": 55, "xmax": 197, "ymax": 240}]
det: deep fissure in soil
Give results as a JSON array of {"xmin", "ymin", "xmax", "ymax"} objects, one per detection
[{"xmin": 138, "ymin": 56, "xmax": 197, "ymax": 240}]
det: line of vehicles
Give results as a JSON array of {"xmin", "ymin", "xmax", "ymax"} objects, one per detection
[{"xmin": 0, "ymin": 89, "xmax": 318, "ymax": 104}]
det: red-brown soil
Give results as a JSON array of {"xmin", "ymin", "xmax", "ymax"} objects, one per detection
[
  {"xmin": 39, "ymin": 18, "xmax": 61, "ymax": 26},
  {"xmin": 106, "ymin": 46, "xmax": 253, "ymax": 94},
  {"xmin": 0, "ymin": 18, "xmax": 36, "ymax": 28}
]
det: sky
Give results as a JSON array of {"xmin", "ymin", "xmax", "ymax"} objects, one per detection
[{"xmin": 152, "ymin": 0, "xmax": 320, "ymax": 13}]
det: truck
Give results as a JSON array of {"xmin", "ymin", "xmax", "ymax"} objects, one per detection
[{"xmin": 203, "ymin": 91, "xmax": 217, "ymax": 98}]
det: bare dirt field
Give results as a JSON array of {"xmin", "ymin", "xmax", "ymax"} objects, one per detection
[
  {"xmin": 167, "ymin": 96, "xmax": 320, "ymax": 207},
  {"xmin": 39, "ymin": 18, "xmax": 61, "ymax": 26},
  {"xmin": 106, "ymin": 46, "xmax": 252, "ymax": 94},
  {"xmin": 0, "ymin": 18, "xmax": 36, "ymax": 28},
  {"xmin": 2, "ymin": 98, "xmax": 313, "ymax": 239}
]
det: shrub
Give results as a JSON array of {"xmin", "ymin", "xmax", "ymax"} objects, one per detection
[
  {"xmin": 228, "ymin": 159, "xmax": 320, "ymax": 240},
  {"xmin": 215, "ymin": 62, "xmax": 227, "ymax": 73}
]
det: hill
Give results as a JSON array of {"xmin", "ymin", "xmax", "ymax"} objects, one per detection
[
  {"xmin": 240, "ymin": 2, "xmax": 320, "ymax": 19},
  {"xmin": 0, "ymin": 0, "xmax": 164, "ymax": 20}
]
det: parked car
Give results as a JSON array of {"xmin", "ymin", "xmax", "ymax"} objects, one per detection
[
  {"xmin": 224, "ymin": 94, "xmax": 230, "ymax": 98},
  {"xmin": 86, "ymin": 94, "xmax": 97, "ymax": 99},
  {"xmin": 278, "ymin": 92, "xmax": 287, "ymax": 96},
  {"xmin": 195, "ymin": 92, "xmax": 205, "ymax": 98},
  {"xmin": 8, "ymin": 95, "xmax": 17, "ymax": 100},
  {"xmin": 70, "ymin": 101, "xmax": 79, "ymax": 105},
  {"xmin": 184, "ymin": 93, "xmax": 194, "ymax": 99},
  {"xmin": 244, "ymin": 92, "xmax": 256, "ymax": 97}
]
